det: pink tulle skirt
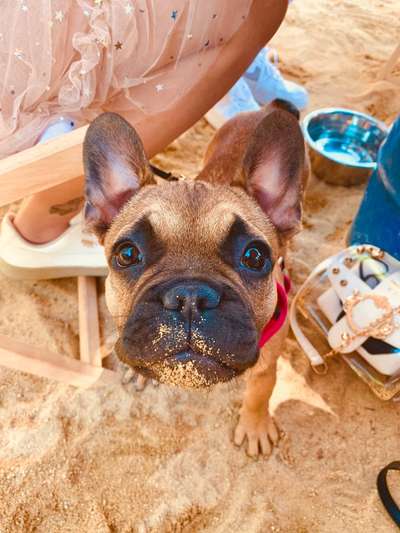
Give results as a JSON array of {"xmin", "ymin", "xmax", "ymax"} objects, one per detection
[{"xmin": 0, "ymin": 0, "xmax": 252, "ymax": 159}]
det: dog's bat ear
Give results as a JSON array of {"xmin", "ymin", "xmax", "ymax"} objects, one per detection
[
  {"xmin": 240, "ymin": 108, "xmax": 306, "ymax": 238},
  {"xmin": 83, "ymin": 112, "xmax": 155, "ymax": 242}
]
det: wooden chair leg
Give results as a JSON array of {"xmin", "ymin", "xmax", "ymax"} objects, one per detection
[
  {"xmin": 0, "ymin": 335, "xmax": 119, "ymax": 388},
  {"xmin": 0, "ymin": 125, "xmax": 87, "ymax": 207},
  {"xmin": 0, "ymin": 122, "xmax": 116, "ymax": 386},
  {"xmin": 78, "ymin": 276, "xmax": 102, "ymax": 367},
  {"xmin": 0, "ymin": 276, "xmax": 117, "ymax": 387}
]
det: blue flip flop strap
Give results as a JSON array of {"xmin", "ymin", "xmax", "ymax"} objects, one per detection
[{"xmin": 377, "ymin": 461, "xmax": 400, "ymax": 528}]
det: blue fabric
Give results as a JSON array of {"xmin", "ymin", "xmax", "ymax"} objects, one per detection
[
  {"xmin": 38, "ymin": 117, "xmax": 75, "ymax": 144},
  {"xmin": 349, "ymin": 115, "xmax": 400, "ymax": 259}
]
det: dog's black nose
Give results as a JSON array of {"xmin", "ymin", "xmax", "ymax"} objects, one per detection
[{"xmin": 162, "ymin": 282, "xmax": 221, "ymax": 320}]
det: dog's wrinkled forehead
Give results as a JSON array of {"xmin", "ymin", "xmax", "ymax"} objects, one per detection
[
  {"xmin": 83, "ymin": 108, "xmax": 307, "ymax": 246},
  {"xmin": 103, "ymin": 180, "xmax": 278, "ymax": 256}
]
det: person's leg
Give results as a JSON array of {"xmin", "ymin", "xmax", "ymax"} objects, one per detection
[
  {"xmin": 14, "ymin": 0, "xmax": 288, "ymax": 244},
  {"xmin": 13, "ymin": 177, "xmax": 84, "ymax": 244}
]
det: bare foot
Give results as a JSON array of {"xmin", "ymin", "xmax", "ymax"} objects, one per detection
[{"xmin": 234, "ymin": 408, "xmax": 279, "ymax": 458}]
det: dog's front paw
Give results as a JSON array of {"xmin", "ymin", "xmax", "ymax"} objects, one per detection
[
  {"xmin": 121, "ymin": 366, "xmax": 159, "ymax": 391},
  {"xmin": 234, "ymin": 409, "xmax": 279, "ymax": 458}
]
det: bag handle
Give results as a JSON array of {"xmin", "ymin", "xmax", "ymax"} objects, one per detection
[{"xmin": 377, "ymin": 461, "xmax": 400, "ymax": 528}]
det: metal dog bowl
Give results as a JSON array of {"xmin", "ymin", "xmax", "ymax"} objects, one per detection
[{"xmin": 303, "ymin": 108, "xmax": 388, "ymax": 186}]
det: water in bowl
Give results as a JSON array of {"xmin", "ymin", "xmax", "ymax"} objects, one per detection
[
  {"xmin": 306, "ymin": 111, "xmax": 387, "ymax": 167},
  {"xmin": 314, "ymin": 136, "xmax": 375, "ymax": 165}
]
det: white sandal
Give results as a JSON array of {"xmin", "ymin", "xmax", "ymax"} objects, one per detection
[
  {"xmin": 0, "ymin": 116, "xmax": 108, "ymax": 280},
  {"xmin": 0, "ymin": 212, "xmax": 108, "ymax": 280}
]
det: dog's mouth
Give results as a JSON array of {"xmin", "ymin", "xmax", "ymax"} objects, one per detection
[
  {"xmin": 115, "ymin": 279, "xmax": 260, "ymax": 388},
  {"xmin": 124, "ymin": 348, "xmax": 237, "ymax": 388}
]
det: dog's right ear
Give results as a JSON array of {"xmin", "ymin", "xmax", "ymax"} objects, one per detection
[{"xmin": 83, "ymin": 112, "xmax": 155, "ymax": 243}]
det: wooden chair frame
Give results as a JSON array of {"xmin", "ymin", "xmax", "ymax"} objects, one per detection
[{"xmin": 0, "ymin": 125, "xmax": 119, "ymax": 387}]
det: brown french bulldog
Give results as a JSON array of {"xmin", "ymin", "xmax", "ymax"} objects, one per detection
[{"xmin": 83, "ymin": 99, "xmax": 308, "ymax": 457}]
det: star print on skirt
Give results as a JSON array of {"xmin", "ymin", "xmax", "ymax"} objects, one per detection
[{"xmin": 0, "ymin": 0, "xmax": 252, "ymax": 159}]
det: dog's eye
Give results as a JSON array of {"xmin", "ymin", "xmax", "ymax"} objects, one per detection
[
  {"xmin": 115, "ymin": 242, "xmax": 143, "ymax": 268},
  {"xmin": 241, "ymin": 241, "xmax": 270, "ymax": 272}
]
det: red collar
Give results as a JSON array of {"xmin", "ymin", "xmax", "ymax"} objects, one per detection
[{"xmin": 258, "ymin": 274, "xmax": 291, "ymax": 348}]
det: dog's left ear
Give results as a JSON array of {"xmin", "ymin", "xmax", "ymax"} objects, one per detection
[
  {"xmin": 239, "ymin": 108, "xmax": 306, "ymax": 238},
  {"xmin": 83, "ymin": 112, "xmax": 155, "ymax": 242}
]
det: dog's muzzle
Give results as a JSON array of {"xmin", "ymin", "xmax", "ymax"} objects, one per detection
[{"xmin": 116, "ymin": 278, "xmax": 260, "ymax": 387}]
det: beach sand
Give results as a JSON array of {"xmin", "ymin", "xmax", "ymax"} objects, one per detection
[{"xmin": 1, "ymin": 0, "xmax": 400, "ymax": 531}]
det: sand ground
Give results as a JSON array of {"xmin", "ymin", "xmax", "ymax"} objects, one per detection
[{"xmin": 1, "ymin": 0, "xmax": 400, "ymax": 531}]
